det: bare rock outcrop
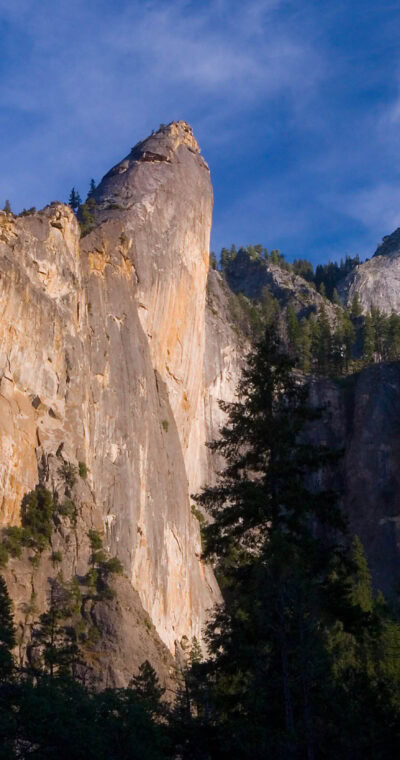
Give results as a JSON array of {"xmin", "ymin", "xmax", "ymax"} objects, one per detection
[
  {"xmin": 339, "ymin": 227, "xmax": 400, "ymax": 315},
  {"xmin": 0, "ymin": 122, "xmax": 233, "ymax": 675}
]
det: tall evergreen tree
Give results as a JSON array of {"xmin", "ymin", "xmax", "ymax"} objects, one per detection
[
  {"xmin": 350, "ymin": 293, "xmax": 362, "ymax": 319},
  {"xmin": 195, "ymin": 326, "xmax": 353, "ymax": 759},
  {"xmin": 87, "ymin": 178, "xmax": 96, "ymax": 199},
  {"xmin": 0, "ymin": 576, "xmax": 15, "ymax": 682},
  {"xmin": 298, "ymin": 317, "xmax": 312, "ymax": 373},
  {"xmin": 386, "ymin": 313, "xmax": 400, "ymax": 359},
  {"xmin": 130, "ymin": 660, "xmax": 165, "ymax": 720},
  {"xmin": 68, "ymin": 187, "xmax": 81, "ymax": 212},
  {"xmin": 363, "ymin": 313, "xmax": 375, "ymax": 364},
  {"xmin": 29, "ymin": 578, "xmax": 81, "ymax": 679},
  {"xmin": 286, "ymin": 304, "xmax": 301, "ymax": 355}
]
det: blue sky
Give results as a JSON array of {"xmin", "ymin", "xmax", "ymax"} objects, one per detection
[{"xmin": 1, "ymin": 0, "xmax": 400, "ymax": 265}]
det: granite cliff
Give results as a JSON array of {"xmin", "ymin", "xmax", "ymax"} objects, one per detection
[
  {"xmin": 339, "ymin": 226, "xmax": 400, "ymax": 314},
  {"xmin": 0, "ymin": 122, "xmax": 243, "ymax": 682}
]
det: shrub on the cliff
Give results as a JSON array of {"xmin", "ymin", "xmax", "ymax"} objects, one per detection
[
  {"xmin": 77, "ymin": 198, "xmax": 96, "ymax": 236},
  {"xmin": 101, "ymin": 556, "xmax": 123, "ymax": 576},
  {"xmin": 0, "ymin": 544, "xmax": 9, "ymax": 568},
  {"xmin": 86, "ymin": 530, "xmax": 123, "ymax": 601},
  {"xmin": 21, "ymin": 487, "xmax": 55, "ymax": 551},
  {"xmin": 0, "ymin": 486, "xmax": 57, "ymax": 560},
  {"xmin": 58, "ymin": 461, "xmax": 78, "ymax": 491},
  {"xmin": 57, "ymin": 498, "xmax": 77, "ymax": 522},
  {"xmin": 78, "ymin": 461, "xmax": 88, "ymax": 479},
  {"xmin": 2, "ymin": 526, "xmax": 27, "ymax": 557},
  {"xmin": 88, "ymin": 530, "xmax": 103, "ymax": 551},
  {"xmin": 18, "ymin": 207, "xmax": 36, "ymax": 216}
]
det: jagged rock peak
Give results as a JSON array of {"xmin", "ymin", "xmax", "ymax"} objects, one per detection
[
  {"xmin": 131, "ymin": 120, "xmax": 202, "ymax": 159},
  {"xmin": 373, "ymin": 227, "xmax": 400, "ymax": 258},
  {"xmin": 93, "ymin": 120, "xmax": 208, "ymax": 212}
]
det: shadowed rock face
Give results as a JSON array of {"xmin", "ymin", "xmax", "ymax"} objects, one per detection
[
  {"xmin": 310, "ymin": 363, "xmax": 400, "ymax": 595},
  {"xmin": 0, "ymin": 122, "xmax": 238, "ymax": 672},
  {"xmin": 224, "ymin": 248, "xmax": 337, "ymax": 322}
]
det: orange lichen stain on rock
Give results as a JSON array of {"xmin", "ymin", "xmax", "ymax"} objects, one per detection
[
  {"xmin": 154, "ymin": 275, "xmax": 202, "ymax": 367},
  {"xmin": 88, "ymin": 249, "xmax": 109, "ymax": 275},
  {"xmin": 0, "ymin": 214, "xmax": 17, "ymax": 243},
  {"xmin": 0, "ymin": 383, "xmax": 40, "ymax": 526},
  {"xmin": 181, "ymin": 392, "xmax": 190, "ymax": 412},
  {"xmin": 118, "ymin": 254, "xmax": 133, "ymax": 280}
]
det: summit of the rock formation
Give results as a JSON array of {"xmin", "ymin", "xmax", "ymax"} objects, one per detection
[{"xmin": 93, "ymin": 121, "xmax": 208, "ymax": 215}]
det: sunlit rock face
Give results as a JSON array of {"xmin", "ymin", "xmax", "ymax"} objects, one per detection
[
  {"xmin": 0, "ymin": 122, "xmax": 231, "ymax": 658},
  {"xmin": 0, "ymin": 204, "xmax": 85, "ymax": 524},
  {"xmin": 339, "ymin": 227, "xmax": 400, "ymax": 315},
  {"xmin": 93, "ymin": 121, "xmax": 211, "ymax": 486}
]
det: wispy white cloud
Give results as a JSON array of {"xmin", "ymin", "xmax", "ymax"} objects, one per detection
[
  {"xmin": 339, "ymin": 183, "xmax": 400, "ymax": 236},
  {"xmin": 0, "ymin": 0, "xmax": 323, "ymax": 210}
]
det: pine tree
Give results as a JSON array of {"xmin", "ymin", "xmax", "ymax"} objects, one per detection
[
  {"xmin": 363, "ymin": 313, "xmax": 375, "ymax": 364},
  {"xmin": 261, "ymin": 289, "xmax": 280, "ymax": 326},
  {"xmin": 370, "ymin": 306, "xmax": 386, "ymax": 360},
  {"xmin": 68, "ymin": 187, "xmax": 81, "ymax": 212},
  {"xmin": 350, "ymin": 293, "xmax": 362, "ymax": 319},
  {"xmin": 209, "ymin": 252, "xmax": 218, "ymax": 270},
  {"xmin": 195, "ymin": 326, "xmax": 351, "ymax": 758},
  {"xmin": 386, "ymin": 313, "xmax": 400, "ymax": 360},
  {"xmin": 332, "ymin": 311, "xmax": 355, "ymax": 374},
  {"xmin": 87, "ymin": 178, "xmax": 96, "ymax": 199},
  {"xmin": 298, "ymin": 317, "xmax": 312, "ymax": 373},
  {"xmin": 350, "ymin": 536, "xmax": 373, "ymax": 613},
  {"xmin": 130, "ymin": 660, "xmax": 165, "ymax": 719},
  {"xmin": 29, "ymin": 578, "xmax": 81, "ymax": 679},
  {"xmin": 0, "ymin": 576, "xmax": 15, "ymax": 681},
  {"xmin": 77, "ymin": 201, "xmax": 95, "ymax": 236},
  {"xmin": 2, "ymin": 200, "xmax": 11, "ymax": 214},
  {"xmin": 286, "ymin": 304, "xmax": 300, "ymax": 354},
  {"xmin": 312, "ymin": 307, "xmax": 332, "ymax": 374}
]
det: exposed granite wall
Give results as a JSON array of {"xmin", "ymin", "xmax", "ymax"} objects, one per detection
[{"xmin": 0, "ymin": 122, "xmax": 241, "ymax": 668}]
